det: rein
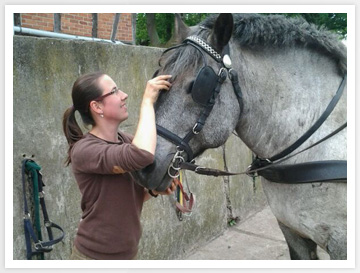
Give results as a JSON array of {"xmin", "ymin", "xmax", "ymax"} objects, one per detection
[{"xmin": 179, "ymin": 122, "xmax": 347, "ymax": 181}]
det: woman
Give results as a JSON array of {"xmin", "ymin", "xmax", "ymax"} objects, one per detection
[{"xmin": 62, "ymin": 72, "xmax": 175, "ymax": 260}]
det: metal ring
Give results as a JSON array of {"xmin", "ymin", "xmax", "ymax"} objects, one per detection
[
  {"xmin": 168, "ymin": 165, "xmax": 180, "ymax": 178},
  {"xmin": 34, "ymin": 241, "xmax": 44, "ymax": 250},
  {"xmin": 173, "ymin": 155, "xmax": 185, "ymax": 162},
  {"xmin": 171, "ymin": 164, "xmax": 181, "ymax": 171}
]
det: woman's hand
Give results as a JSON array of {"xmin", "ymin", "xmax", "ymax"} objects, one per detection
[
  {"xmin": 152, "ymin": 179, "xmax": 177, "ymax": 196},
  {"xmin": 142, "ymin": 75, "xmax": 172, "ymax": 105}
]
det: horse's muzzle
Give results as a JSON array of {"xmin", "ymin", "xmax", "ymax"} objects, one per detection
[{"xmin": 135, "ymin": 154, "xmax": 174, "ymax": 192}]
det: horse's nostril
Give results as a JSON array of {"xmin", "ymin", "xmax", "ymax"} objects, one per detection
[{"xmin": 142, "ymin": 161, "xmax": 156, "ymax": 174}]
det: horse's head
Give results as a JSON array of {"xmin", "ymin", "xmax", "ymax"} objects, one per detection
[{"xmin": 136, "ymin": 14, "xmax": 241, "ymax": 191}]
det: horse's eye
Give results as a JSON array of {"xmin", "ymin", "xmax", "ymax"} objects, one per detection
[{"xmin": 187, "ymin": 81, "xmax": 194, "ymax": 94}]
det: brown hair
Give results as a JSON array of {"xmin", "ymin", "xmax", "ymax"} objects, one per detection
[{"xmin": 62, "ymin": 71, "xmax": 105, "ymax": 165}]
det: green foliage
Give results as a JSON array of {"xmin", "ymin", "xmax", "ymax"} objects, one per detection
[
  {"xmin": 182, "ymin": 13, "xmax": 210, "ymax": 26},
  {"xmin": 263, "ymin": 13, "xmax": 347, "ymax": 39},
  {"xmin": 135, "ymin": 13, "xmax": 209, "ymax": 46},
  {"xmin": 135, "ymin": 13, "xmax": 148, "ymax": 46},
  {"xmin": 154, "ymin": 13, "xmax": 175, "ymax": 44},
  {"xmin": 136, "ymin": 13, "xmax": 347, "ymax": 46}
]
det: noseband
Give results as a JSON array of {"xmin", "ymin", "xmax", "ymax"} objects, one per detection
[{"xmin": 156, "ymin": 36, "xmax": 244, "ymax": 178}]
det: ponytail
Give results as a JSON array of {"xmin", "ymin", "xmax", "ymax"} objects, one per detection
[
  {"xmin": 62, "ymin": 106, "xmax": 83, "ymax": 166},
  {"xmin": 63, "ymin": 71, "xmax": 105, "ymax": 165}
]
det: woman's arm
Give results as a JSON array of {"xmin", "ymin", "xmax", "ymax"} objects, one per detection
[{"xmin": 132, "ymin": 75, "xmax": 172, "ymax": 155}]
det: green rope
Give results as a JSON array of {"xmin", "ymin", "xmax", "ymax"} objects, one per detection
[{"xmin": 25, "ymin": 161, "xmax": 44, "ymax": 260}]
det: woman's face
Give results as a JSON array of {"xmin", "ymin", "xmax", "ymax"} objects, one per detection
[{"xmin": 97, "ymin": 75, "xmax": 129, "ymax": 123}]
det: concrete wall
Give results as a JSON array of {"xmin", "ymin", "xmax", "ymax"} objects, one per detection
[{"xmin": 13, "ymin": 36, "xmax": 266, "ymax": 260}]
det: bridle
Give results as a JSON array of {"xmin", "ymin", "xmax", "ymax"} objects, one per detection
[
  {"xmin": 155, "ymin": 35, "xmax": 347, "ymax": 184},
  {"xmin": 156, "ymin": 35, "xmax": 244, "ymax": 179}
]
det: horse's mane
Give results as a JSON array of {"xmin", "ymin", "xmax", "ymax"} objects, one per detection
[
  {"xmin": 160, "ymin": 14, "xmax": 347, "ymax": 78},
  {"xmin": 201, "ymin": 14, "xmax": 347, "ymax": 74}
]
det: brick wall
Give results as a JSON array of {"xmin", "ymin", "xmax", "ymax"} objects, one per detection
[
  {"xmin": 21, "ymin": 13, "xmax": 54, "ymax": 32},
  {"xmin": 18, "ymin": 13, "xmax": 133, "ymax": 43},
  {"xmin": 117, "ymin": 13, "xmax": 133, "ymax": 41},
  {"xmin": 98, "ymin": 13, "xmax": 114, "ymax": 40},
  {"xmin": 61, "ymin": 13, "xmax": 93, "ymax": 37}
]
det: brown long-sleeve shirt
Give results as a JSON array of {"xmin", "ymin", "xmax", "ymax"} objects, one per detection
[{"xmin": 70, "ymin": 132, "xmax": 154, "ymax": 259}]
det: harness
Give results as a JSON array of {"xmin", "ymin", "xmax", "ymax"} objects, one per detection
[
  {"xmin": 157, "ymin": 35, "xmax": 244, "ymax": 176},
  {"xmin": 21, "ymin": 158, "xmax": 65, "ymax": 259},
  {"xmin": 156, "ymin": 35, "xmax": 347, "ymax": 184}
]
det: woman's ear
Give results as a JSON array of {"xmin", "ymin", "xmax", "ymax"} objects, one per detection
[{"xmin": 89, "ymin": 101, "xmax": 103, "ymax": 115}]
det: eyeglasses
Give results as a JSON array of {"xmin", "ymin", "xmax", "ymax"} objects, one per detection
[{"xmin": 93, "ymin": 87, "xmax": 119, "ymax": 101}]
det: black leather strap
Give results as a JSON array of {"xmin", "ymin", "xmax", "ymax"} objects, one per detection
[
  {"xmin": 156, "ymin": 125, "xmax": 194, "ymax": 160},
  {"xmin": 229, "ymin": 69, "xmax": 244, "ymax": 114},
  {"xmin": 258, "ymin": 160, "xmax": 347, "ymax": 183},
  {"xmin": 269, "ymin": 74, "xmax": 347, "ymax": 162}
]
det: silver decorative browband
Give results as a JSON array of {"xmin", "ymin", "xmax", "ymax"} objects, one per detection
[{"xmin": 185, "ymin": 36, "xmax": 222, "ymax": 62}]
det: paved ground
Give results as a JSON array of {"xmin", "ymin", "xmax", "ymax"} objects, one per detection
[{"xmin": 185, "ymin": 205, "xmax": 330, "ymax": 260}]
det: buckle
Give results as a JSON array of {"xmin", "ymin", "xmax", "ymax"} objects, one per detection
[
  {"xmin": 34, "ymin": 241, "xmax": 44, "ymax": 250},
  {"xmin": 194, "ymin": 166, "xmax": 206, "ymax": 174},
  {"xmin": 245, "ymin": 164, "xmax": 258, "ymax": 178},
  {"xmin": 44, "ymin": 221, "xmax": 52, "ymax": 228},
  {"xmin": 192, "ymin": 123, "xmax": 200, "ymax": 135},
  {"xmin": 246, "ymin": 157, "xmax": 272, "ymax": 178},
  {"xmin": 23, "ymin": 213, "xmax": 31, "ymax": 220},
  {"xmin": 35, "ymin": 241, "xmax": 53, "ymax": 251},
  {"xmin": 218, "ymin": 67, "xmax": 228, "ymax": 81}
]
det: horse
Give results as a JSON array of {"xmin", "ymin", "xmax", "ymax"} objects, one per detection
[{"xmin": 135, "ymin": 13, "xmax": 347, "ymax": 260}]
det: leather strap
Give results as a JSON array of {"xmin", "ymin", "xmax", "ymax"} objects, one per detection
[
  {"xmin": 269, "ymin": 74, "xmax": 346, "ymax": 162},
  {"xmin": 182, "ymin": 68, "xmax": 228, "ymax": 143},
  {"xmin": 156, "ymin": 125, "xmax": 194, "ymax": 160},
  {"xmin": 258, "ymin": 160, "xmax": 347, "ymax": 183},
  {"xmin": 174, "ymin": 178, "xmax": 195, "ymax": 214},
  {"xmin": 229, "ymin": 69, "xmax": 244, "ymax": 114}
]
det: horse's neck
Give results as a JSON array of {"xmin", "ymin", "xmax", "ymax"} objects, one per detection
[{"xmin": 233, "ymin": 45, "xmax": 345, "ymax": 159}]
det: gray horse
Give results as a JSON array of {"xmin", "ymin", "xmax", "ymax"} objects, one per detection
[{"xmin": 136, "ymin": 13, "xmax": 347, "ymax": 260}]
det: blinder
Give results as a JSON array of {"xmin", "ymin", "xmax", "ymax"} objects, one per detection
[{"xmin": 191, "ymin": 66, "xmax": 219, "ymax": 106}]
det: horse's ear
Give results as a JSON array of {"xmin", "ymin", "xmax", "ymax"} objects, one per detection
[
  {"xmin": 210, "ymin": 13, "xmax": 233, "ymax": 52},
  {"xmin": 169, "ymin": 14, "xmax": 191, "ymax": 45}
]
